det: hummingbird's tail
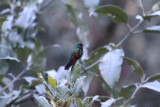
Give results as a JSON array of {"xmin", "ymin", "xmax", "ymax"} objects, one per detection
[{"xmin": 65, "ymin": 60, "xmax": 72, "ymax": 70}]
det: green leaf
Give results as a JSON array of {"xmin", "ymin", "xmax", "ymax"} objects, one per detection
[
  {"xmin": 143, "ymin": 25, "xmax": 160, "ymax": 33},
  {"xmin": 75, "ymin": 98, "xmax": 82, "ymax": 107},
  {"xmin": 143, "ymin": 10, "xmax": 160, "ymax": 21},
  {"xmin": 124, "ymin": 57, "xmax": 144, "ymax": 77},
  {"xmin": 72, "ymin": 76, "xmax": 86, "ymax": 96},
  {"xmin": 85, "ymin": 47, "xmax": 108, "ymax": 72},
  {"xmin": 23, "ymin": 76, "xmax": 40, "ymax": 86},
  {"xmin": 37, "ymin": 73, "xmax": 55, "ymax": 95},
  {"xmin": 99, "ymin": 76, "xmax": 111, "ymax": 92},
  {"xmin": 0, "ymin": 61, "xmax": 9, "ymax": 75},
  {"xmin": 82, "ymin": 97, "xmax": 92, "ymax": 107},
  {"xmin": 34, "ymin": 95, "xmax": 51, "ymax": 107},
  {"xmin": 66, "ymin": 4, "xmax": 77, "ymax": 25},
  {"xmin": 82, "ymin": 96, "xmax": 107, "ymax": 107},
  {"xmin": 119, "ymin": 84, "xmax": 136, "ymax": 99},
  {"xmin": 48, "ymin": 75, "xmax": 57, "ymax": 90},
  {"xmin": 95, "ymin": 5, "xmax": 128, "ymax": 23},
  {"xmin": 28, "ymin": 41, "xmax": 46, "ymax": 76},
  {"xmin": 0, "ymin": 0, "xmax": 8, "ymax": 6},
  {"xmin": 146, "ymin": 74, "xmax": 160, "ymax": 82},
  {"xmin": 70, "ymin": 62, "xmax": 81, "ymax": 83},
  {"xmin": 56, "ymin": 86, "xmax": 71, "ymax": 100},
  {"xmin": 0, "ymin": 17, "xmax": 6, "ymax": 29},
  {"xmin": 122, "ymin": 98, "xmax": 134, "ymax": 107},
  {"xmin": 64, "ymin": 96, "xmax": 74, "ymax": 107},
  {"xmin": 101, "ymin": 97, "xmax": 122, "ymax": 107},
  {"xmin": 17, "ymin": 47, "xmax": 31, "ymax": 62}
]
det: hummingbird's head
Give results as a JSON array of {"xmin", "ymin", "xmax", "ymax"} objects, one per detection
[{"xmin": 75, "ymin": 43, "xmax": 83, "ymax": 49}]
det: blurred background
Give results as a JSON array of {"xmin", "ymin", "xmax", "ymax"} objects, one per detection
[{"xmin": 1, "ymin": 0, "xmax": 160, "ymax": 106}]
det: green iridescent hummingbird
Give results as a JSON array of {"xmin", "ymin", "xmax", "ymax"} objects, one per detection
[{"xmin": 65, "ymin": 43, "xmax": 83, "ymax": 70}]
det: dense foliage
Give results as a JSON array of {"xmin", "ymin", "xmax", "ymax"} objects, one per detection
[{"xmin": 0, "ymin": 0, "xmax": 160, "ymax": 107}]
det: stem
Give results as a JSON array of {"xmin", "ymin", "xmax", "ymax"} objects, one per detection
[
  {"xmin": 0, "ymin": 63, "xmax": 31, "ymax": 93},
  {"xmin": 122, "ymin": 84, "xmax": 140, "ymax": 107},
  {"xmin": 84, "ymin": 59, "xmax": 100, "ymax": 72},
  {"xmin": 116, "ymin": 20, "xmax": 143, "ymax": 47},
  {"xmin": 139, "ymin": 0, "xmax": 145, "ymax": 16}
]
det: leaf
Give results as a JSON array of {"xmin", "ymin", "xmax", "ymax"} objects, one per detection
[
  {"xmin": 37, "ymin": 73, "xmax": 55, "ymax": 95},
  {"xmin": 48, "ymin": 75, "xmax": 57, "ymax": 90},
  {"xmin": 146, "ymin": 74, "xmax": 160, "ymax": 82},
  {"xmin": 15, "ymin": 3, "xmax": 37, "ymax": 29},
  {"xmin": 0, "ymin": 61, "xmax": 9, "ymax": 75},
  {"xmin": 143, "ymin": 25, "xmax": 160, "ymax": 33},
  {"xmin": 72, "ymin": 76, "xmax": 86, "ymax": 96},
  {"xmin": 143, "ymin": 10, "xmax": 160, "ymax": 21},
  {"xmin": 56, "ymin": 86, "xmax": 71, "ymax": 100},
  {"xmin": 95, "ymin": 5, "xmax": 128, "ymax": 23},
  {"xmin": 99, "ymin": 48, "xmax": 124, "ymax": 88},
  {"xmin": 0, "ymin": 90, "xmax": 21, "ymax": 106},
  {"xmin": 70, "ymin": 62, "xmax": 81, "ymax": 83},
  {"xmin": 0, "ymin": 56, "xmax": 20, "ymax": 62},
  {"xmin": 23, "ymin": 76, "xmax": 39, "ymax": 86},
  {"xmin": 82, "ymin": 73, "xmax": 93, "ymax": 96},
  {"xmin": 28, "ymin": 41, "xmax": 46, "ymax": 76},
  {"xmin": 82, "ymin": 96, "xmax": 108, "ymax": 107},
  {"xmin": 85, "ymin": 47, "xmax": 108, "ymax": 72},
  {"xmin": 99, "ymin": 76, "xmax": 111, "ymax": 92},
  {"xmin": 140, "ymin": 81, "xmax": 160, "ymax": 92},
  {"xmin": 64, "ymin": 96, "xmax": 74, "ymax": 107},
  {"xmin": 0, "ymin": 17, "xmax": 6, "ymax": 29},
  {"xmin": 34, "ymin": 95, "xmax": 51, "ymax": 107},
  {"xmin": 75, "ymin": 98, "xmax": 82, "ymax": 107},
  {"xmin": 17, "ymin": 47, "xmax": 31, "ymax": 62},
  {"xmin": 50, "ymin": 100, "xmax": 56, "ymax": 107},
  {"xmin": 35, "ymin": 84, "xmax": 46, "ymax": 94},
  {"xmin": 123, "ymin": 98, "xmax": 134, "ymax": 107},
  {"xmin": 119, "ymin": 84, "xmax": 136, "ymax": 99},
  {"xmin": 101, "ymin": 97, "xmax": 122, "ymax": 107},
  {"xmin": 124, "ymin": 57, "xmax": 144, "ymax": 77},
  {"xmin": 38, "ymin": 73, "xmax": 45, "ymax": 83},
  {"xmin": 150, "ymin": 1, "xmax": 160, "ymax": 13},
  {"xmin": 82, "ymin": 97, "xmax": 92, "ymax": 107}
]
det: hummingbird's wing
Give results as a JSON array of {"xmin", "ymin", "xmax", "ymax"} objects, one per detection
[{"xmin": 65, "ymin": 49, "xmax": 80, "ymax": 70}]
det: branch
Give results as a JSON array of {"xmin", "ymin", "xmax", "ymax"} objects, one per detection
[
  {"xmin": 14, "ymin": 90, "xmax": 36, "ymax": 105},
  {"xmin": 116, "ymin": 20, "xmax": 143, "ymax": 47},
  {"xmin": 138, "ymin": 0, "xmax": 145, "ymax": 16},
  {"xmin": 122, "ymin": 84, "xmax": 140, "ymax": 107},
  {"xmin": 80, "ymin": 59, "xmax": 101, "ymax": 74},
  {"xmin": 0, "ymin": 63, "xmax": 31, "ymax": 93}
]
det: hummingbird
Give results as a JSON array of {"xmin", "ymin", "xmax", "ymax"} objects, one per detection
[{"xmin": 65, "ymin": 43, "xmax": 83, "ymax": 70}]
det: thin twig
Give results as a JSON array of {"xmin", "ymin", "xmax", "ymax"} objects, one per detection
[
  {"xmin": 122, "ymin": 84, "xmax": 140, "ymax": 107},
  {"xmin": 133, "ymin": 30, "xmax": 143, "ymax": 34},
  {"xmin": 84, "ymin": 59, "xmax": 100, "ymax": 72},
  {"xmin": 0, "ymin": 63, "xmax": 31, "ymax": 93},
  {"xmin": 14, "ymin": 90, "xmax": 36, "ymax": 105},
  {"xmin": 116, "ymin": 20, "xmax": 143, "ymax": 47},
  {"xmin": 139, "ymin": 0, "xmax": 145, "ymax": 16}
]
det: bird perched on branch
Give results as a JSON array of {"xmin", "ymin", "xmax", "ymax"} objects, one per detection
[{"xmin": 65, "ymin": 43, "xmax": 83, "ymax": 70}]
